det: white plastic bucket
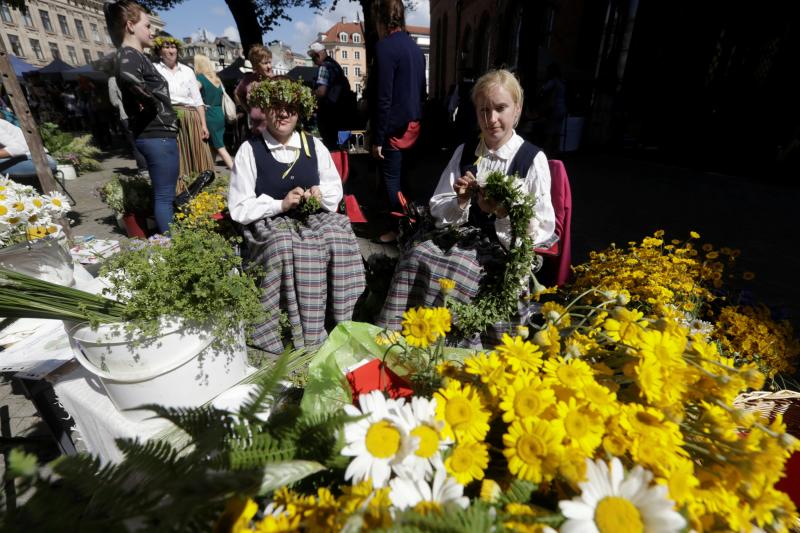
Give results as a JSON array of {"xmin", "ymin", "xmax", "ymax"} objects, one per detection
[
  {"xmin": 68, "ymin": 319, "xmax": 212, "ymax": 376},
  {"xmin": 57, "ymin": 164, "xmax": 78, "ymax": 181},
  {"xmin": 70, "ymin": 322, "xmax": 251, "ymax": 422},
  {"xmin": 0, "ymin": 235, "xmax": 75, "ymax": 286}
]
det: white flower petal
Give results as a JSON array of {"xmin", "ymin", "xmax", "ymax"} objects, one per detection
[{"xmin": 559, "ymin": 500, "xmax": 594, "ymax": 521}]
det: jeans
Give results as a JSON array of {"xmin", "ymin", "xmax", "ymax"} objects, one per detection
[
  {"xmin": 381, "ymin": 145, "xmax": 404, "ymax": 210},
  {"xmin": 0, "ymin": 155, "xmax": 57, "ymax": 177},
  {"xmin": 134, "ymin": 137, "xmax": 179, "ymax": 234}
]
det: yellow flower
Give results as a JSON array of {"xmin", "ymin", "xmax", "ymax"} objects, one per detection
[
  {"xmin": 498, "ymin": 374, "xmax": 556, "ymax": 423},
  {"xmin": 445, "ymin": 441, "xmax": 489, "ymax": 485},
  {"xmin": 434, "ymin": 380, "xmax": 490, "ymax": 443},
  {"xmin": 542, "ymin": 356, "xmax": 595, "ymax": 390},
  {"xmin": 0, "ymin": 204, "xmax": 7, "ymax": 216},
  {"xmin": 401, "ymin": 307, "xmax": 441, "ymax": 348},
  {"xmin": 463, "ymin": 351, "xmax": 508, "ymax": 397},
  {"xmin": 689, "ymin": 231, "xmax": 700, "ymax": 239},
  {"xmin": 375, "ymin": 330, "xmax": 402, "ymax": 346},
  {"xmin": 541, "ymin": 301, "xmax": 570, "ymax": 326},
  {"xmin": 556, "ymin": 398, "xmax": 604, "ymax": 455},
  {"xmin": 603, "ymin": 307, "xmax": 647, "ymax": 342},
  {"xmin": 503, "ymin": 417, "xmax": 565, "ymax": 483},
  {"xmin": 437, "ymin": 277, "xmax": 455, "ymax": 294},
  {"xmin": 495, "ymin": 333, "xmax": 544, "ymax": 372},
  {"xmin": 216, "ymin": 496, "xmax": 259, "ymax": 533},
  {"xmin": 480, "ymin": 479, "xmax": 501, "ymax": 502}
]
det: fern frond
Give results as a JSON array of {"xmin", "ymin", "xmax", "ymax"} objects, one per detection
[
  {"xmin": 387, "ymin": 502, "xmax": 496, "ymax": 533},
  {"xmin": 240, "ymin": 349, "xmax": 294, "ymax": 419},
  {"xmin": 497, "ymin": 479, "xmax": 537, "ymax": 506},
  {"xmin": 133, "ymin": 404, "xmax": 233, "ymax": 443}
]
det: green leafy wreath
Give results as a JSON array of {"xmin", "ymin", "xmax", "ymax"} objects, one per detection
[
  {"xmin": 248, "ymin": 79, "xmax": 317, "ymax": 121},
  {"xmin": 448, "ymin": 170, "xmax": 537, "ymax": 335}
]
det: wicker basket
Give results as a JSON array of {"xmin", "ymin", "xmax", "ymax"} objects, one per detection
[{"xmin": 733, "ymin": 390, "xmax": 800, "ymax": 437}]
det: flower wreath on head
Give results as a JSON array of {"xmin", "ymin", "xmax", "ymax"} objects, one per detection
[
  {"xmin": 247, "ymin": 78, "xmax": 317, "ymax": 121},
  {"xmin": 152, "ymin": 35, "xmax": 183, "ymax": 52}
]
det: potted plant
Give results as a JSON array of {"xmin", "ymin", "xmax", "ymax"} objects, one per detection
[
  {"xmin": 97, "ymin": 174, "xmax": 154, "ymax": 238},
  {"xmin": 0, "ymin": 176, "xmax": 74, "ymax": 285},
  {"xmin": 0, "ymin": 226, "xmax": 266, "ymax": 421},
  {"xmin": 39, "ymin": 122, "xmax": 101, "ymax": 178}
]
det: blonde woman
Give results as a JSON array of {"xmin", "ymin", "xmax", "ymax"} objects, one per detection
[
  {"xmin": 194, "ymin": 54, "xmax": 233, "ymax": 169},
  {"xmin": 378, "ymin": 69, "xmax": 556, "ymax": 333}
]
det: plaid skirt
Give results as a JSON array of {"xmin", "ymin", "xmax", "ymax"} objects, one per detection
[
  {"xmin": 174, "ymin": 105, "xmax": 215, "ymax": 178},
  {"xmin": 244, "ymin": 211, "xmax": 366, "ymax": 354}
]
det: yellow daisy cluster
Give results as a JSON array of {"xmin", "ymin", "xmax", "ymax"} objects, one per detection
[
  {"xmin": 714, "ymin": 305, "xmax": 799, "ymax": 378},
  {"xmin": 431, "ymin": 297, "xmax": 799, "ymax": 532},
  {"xmin": 219, "ymin": 483, "xmax": 392, "ymax": 532},
  {"xmin": 175, "ymin": 190, "xmax": 226, "ymax": 230},
  {"xmin": 401, "ymin": 306, "xmax": 451, "ymax": 348},
  {"xmin": 570, "ymin": 230, "xmax": 728, "ymax": 312}
]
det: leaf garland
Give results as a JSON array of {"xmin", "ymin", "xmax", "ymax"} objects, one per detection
[
  {"xmin": 248, "ymin": 78, "xmax": 317, "ymax": 121},
  {"xmin": 449, "ymin": 170, "xmax": 536, "ymax": 335}
]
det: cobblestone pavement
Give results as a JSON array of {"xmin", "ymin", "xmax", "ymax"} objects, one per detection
[{"xmin": 2, "ymin": 140, "xmax": 797, "ymax": 490}]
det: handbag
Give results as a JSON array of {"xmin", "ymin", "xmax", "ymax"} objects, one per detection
[{"xmin": 221, "ymin": 90, "xmax": 237, "ymax": 124}]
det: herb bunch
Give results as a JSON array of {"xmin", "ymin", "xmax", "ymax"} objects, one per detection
[
  {"xmin": 449, "ymin": 170, "xmax": 536, "ymax": 334},
  {"xmin": 100, "ymin": 227, "xmax": 265, "ymax": 348}
]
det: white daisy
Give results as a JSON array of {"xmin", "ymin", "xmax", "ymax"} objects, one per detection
[
  {"xmin": 342, "ymin": 390, "xmax": 413, "ymax": 489},
  {"xmin": 389, "ymin": 466, "xmax": 469, "ymax": 511},
  {"xmin": 393, "ymin": 396, "xmax": 451, "ymax": 481},
  {"xmin": 559, "ymin": 457, "xmax": 686, "ymax": 533},
  {"xmin": 44, "ymin": 191, "xmax": 71, "ymax": 215}
]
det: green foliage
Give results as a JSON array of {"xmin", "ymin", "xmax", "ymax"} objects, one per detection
[
  {"xmin": 385, "ymin": 501, "xmax": 498, "ymax": 533},
  {"xmin": 449, "ymin": 170, "xmax": 537, "ymax": 335},
  {"xmin": 39, "ymin": 122, "xmax": 101, "ymax": 175},
  {"xmin": 1, "ymin": 351, "xmax": 341, "ymax": 532},
  {"xmin": 97, "ymin": 174, "xmax": 153, "ymax": 214},
  {"xmin": 248, "ymin": 78, "xmax": 317, "ymax": 120},
  {"xmin": 497, "ymin": 479, "xmax": 538, "ymax": 506},
  {"xmin": 99, "ymin": 226, "xmax": 265, "ymax": 349}
]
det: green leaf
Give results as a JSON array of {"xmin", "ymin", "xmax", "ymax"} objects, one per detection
[
  {"xmin": 257, "ymin": 460, "xmax": 325, "ymax": 495},
  {"xmin": 497, "ymin": 479, "xmax": 538, "ymax": 506},
  {"xmin": 6, "ymin": 448, "xmax": 38, "ymax": 479}
]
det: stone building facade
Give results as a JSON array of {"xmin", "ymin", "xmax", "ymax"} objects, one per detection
[
  {"xmin": 0, "ymin": 0, "xmax": 164, "ymax": 68},
  {"xmin": 179, "ymin": 30, "xmax": 242, "ymax": 70}
]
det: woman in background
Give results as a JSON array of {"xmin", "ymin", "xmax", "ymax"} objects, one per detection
[
  {"xmin": 153, "ymin": 36, "xmax": 215, "ymax": 176},
  {"xmin": 234, "ymin": 45, "xmax": 273, "ymax": 134},
  {"xmin": 194, "ymin": 54, "xmax": 233, "ymax": 169}
]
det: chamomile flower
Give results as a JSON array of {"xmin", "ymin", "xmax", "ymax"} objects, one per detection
[
  {"xmin": 44, "ymin": 191, "xmax": 71, "ymax": 213},
  {"xmin": 559, "ymin": 457, "xmax": 686, "ymax": 533},
  {"xmin": 394, "ymin": 396, "xmax": 449, "ymax": 480},
  {"xmin": 389, "ymin": 466, "xmax": 469, "ymax": 511},
  {"xmin": 342, "ymin": 391, "xmax": 413, "ymax": 488},
  {"xmin": 434, "ymin": 380, "xmax": 490, "ymax": 443}
]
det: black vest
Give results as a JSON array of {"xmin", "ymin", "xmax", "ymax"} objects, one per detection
[
  {"xmin": 249, "ymin": 132, "xmax": 320, "ymax": 202},
  {"xmin": 458, "ymin": 136, "xmax": 541, "ymax": 239}
]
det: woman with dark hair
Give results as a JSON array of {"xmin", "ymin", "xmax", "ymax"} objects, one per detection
[
  {"xmin": 369, "ymin": 0, "xmax": 427, "ymax": 244},
  {"xmin": 153, "ymin": 36, "xmax": 215, "ymax": 177},
  {"xmin": 104, "ymin": 0, "xmax": 179, "ymax": 234}
]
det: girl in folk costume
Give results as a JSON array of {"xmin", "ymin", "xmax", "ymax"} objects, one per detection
[
  {"xmin": 153, "ymin": 36, "xmax": 215, "ymax": 176},
  {"xmin": 228, "ymin": 78, "xmax": 366, "ymax": 353},
  {"xmin": 378, "ymin": 69, "xmax": 557, "ymax": 333}
]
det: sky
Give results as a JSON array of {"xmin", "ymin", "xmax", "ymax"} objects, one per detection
[{"xmin": 158, "ymin": 0, "xmax": 430, "ymax": 55}]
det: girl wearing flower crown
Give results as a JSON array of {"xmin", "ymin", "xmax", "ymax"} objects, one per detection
[{"xmin": 228, "ymin": 78, "xmax": 366, "ymax": 353}]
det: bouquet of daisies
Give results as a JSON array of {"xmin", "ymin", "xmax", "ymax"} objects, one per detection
[{"xmin": 0, "ymin": 175, "xmax": 70, "ymax": 248}]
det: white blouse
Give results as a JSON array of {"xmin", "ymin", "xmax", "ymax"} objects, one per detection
[
  {"xmin": 228, "ymin": 130, "xmax": 343, "ymax": 224},
  {"xmin": 429, "ymin": 132, "xmax": 556, "ymax": 249},
  {"xmin": 154, "ymin": 62, "xmax": 204, "ymax": 108}
]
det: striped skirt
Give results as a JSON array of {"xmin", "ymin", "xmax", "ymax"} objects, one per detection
[
  {"xmin": 243, "ymin": 211, "xmax": 366, "ymax": 354},
  {"xmin": 174, "ymin": 105, "xmax": 215, "ymax": 178}
]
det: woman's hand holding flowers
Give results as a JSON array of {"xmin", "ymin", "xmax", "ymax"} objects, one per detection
[{"xmin": 281, "ymin": 187, "xmax": 304, "ymax": 212}]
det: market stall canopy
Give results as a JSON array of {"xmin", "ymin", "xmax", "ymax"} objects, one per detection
[
  {"xmin": 36, "ymin": 58, "xmax": 75, "ymax": 74},
  {"xmin": 8, "ymin": 54, "xmax": 37, "ymax": 77},
  {"xmin": 218, "ymin": 56, "xmax": 245, "ymax": 82},
  {"xmin": 63, "ymin": 63, "xmax": 108, "ymax": 82}
]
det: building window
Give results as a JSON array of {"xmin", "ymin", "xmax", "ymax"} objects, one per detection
[
  {"xmin": 83, "ymin": 49, "xmax": 92, "ymax": 63},
  {"xmin": 29, "ymin": 39, "xmax": 44, "ymax": 60},
  {"xmin": 40, "ymin": 10, "xmax": 53, "ymax": 32},
  {"xmin": 8, "ymin": 35, "xmax": 24, "ymax": 56},
  {"xmin": 49, "ymin": 42, "xmax": 59, "ymax": 59},
  {"xmin": 90, "ymin": 23, "xmax": 100, "ymax": 42},
  {"xmin": 339, "ymin": 32, "xmax": 347, "ymax": 43},
  {"xmin": 1, "ymin": 4, "xmax": 14, "ymax": 24},
  {"xmin": 21, "ymin": 7, "xmax": 34, "ymax": 28},
  {"xmin": 97, "ymin": 50, "xmax": 104, "ymax": 60},
  {"xmin": 58, "ymin": 14, "xmax": 71, "ymax": 36},
  {"xmin": 354, "ymin": 66, "xmax": 361, "ymax": 77},
  {"xmin": 341, "ymin": 50, "xmax": 347, "ymax": 59},
  {"xmin": 343, "ymin": 66, "xmax": 348, "ymax": 76},
  {"xmin": 75, "ymin": 20, "xmax": 86, "ymax": 40},
  {"xmin": 355, "ymin": 83, "xmax": 362, "ymax": 95},
  {"xmin": 352, "ymin": 33, "xmax": 361, "ymax": 44},
  {"xmin": 354, "ymin": 50, "xmax": 360, "ymax": 60},
  {"xmin": 67, "ymin": 45, "xmax": 78, "ymax": 65}
]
